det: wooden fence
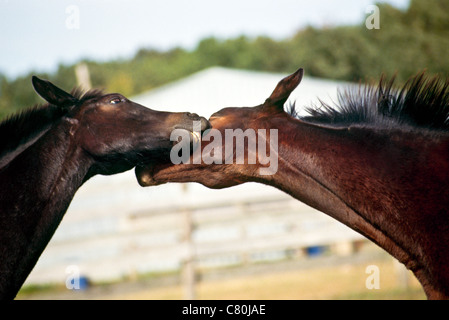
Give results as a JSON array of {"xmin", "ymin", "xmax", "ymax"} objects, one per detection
[{"xmin": 26, "ymin": 192, "xmax": 366, "ymax": 292}]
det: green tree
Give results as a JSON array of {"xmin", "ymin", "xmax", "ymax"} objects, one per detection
[{"xmin": 1, "ymin": 0, "xmax": 448, "ymax": 120}]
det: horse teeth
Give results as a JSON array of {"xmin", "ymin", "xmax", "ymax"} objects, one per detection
[{"xmin": 192, "ymin": 131, "xmax": 201, "ymax": 144}]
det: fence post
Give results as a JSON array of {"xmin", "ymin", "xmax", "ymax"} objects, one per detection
[
  {"xmin": 182, "ymin": 208, "xmax": 196, "ymax": 300},
  {"xmin": 75, "ymin": 62, "xmax": 92, "ymax": 91},
  {"xmin": 393, "ymin": 258, "xmax": 410, "ymax": 290}
]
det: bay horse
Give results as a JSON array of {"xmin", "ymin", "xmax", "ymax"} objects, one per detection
[
  {"xmin": 0, "ymin": 77, "xmax": 209, "ymax": 299},
  {"xmin": 136, "ymin": 68, "xmax": 449, "ymax": 299}
]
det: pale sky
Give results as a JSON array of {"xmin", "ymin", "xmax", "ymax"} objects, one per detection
[{"xmin": 0, "ymin": 0, "xmax": 409, "ymax": 79}]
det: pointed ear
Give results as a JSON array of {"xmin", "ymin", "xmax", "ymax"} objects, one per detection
[
  {"xmin": 32, "ymin": 76, "xmax": 77, "ymax": 107},
  {"xmin": 264, "ymin": 68, "xmax": 303, "ymax": 111}
]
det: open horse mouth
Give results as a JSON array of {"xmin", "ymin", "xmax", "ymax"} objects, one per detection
[
  {"xmin": 170, "ymin": 128, "xmax": 203, "ymax": 154},
  {"xmin": 135, "ymin": 115, "xmax": 211, "ymax": 187},
  {"xmin": 191, "ymin": 131, "xmax": 202, "ymax": 145},
  {"xmin": 173, "ymin": 114, "xmax": 210, "ymax": 147}
]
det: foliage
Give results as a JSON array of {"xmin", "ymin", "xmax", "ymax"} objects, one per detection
[{"xmin": 0, "ymin": 0, "xmax": 447, "ymax": 119}]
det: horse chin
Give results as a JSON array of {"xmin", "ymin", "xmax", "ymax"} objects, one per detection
[
  {"xmin": 135, "ymin": 128, "xmax": 203, "ymax": 187},
  {"xmin": 135, "ymin": 133, "xmax": 196, "ymax": 187},
  {"xmin": 135, "ymin": 163, "xmax": 159, "ymax": 186}
]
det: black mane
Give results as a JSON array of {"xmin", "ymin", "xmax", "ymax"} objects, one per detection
[
  {"xmin": 291, "ymin": 72, "xmax": 449, "ymax": 131},
  {"xmin": 0, "ymin": 88, "xmax": 104, "ymax": 161}
]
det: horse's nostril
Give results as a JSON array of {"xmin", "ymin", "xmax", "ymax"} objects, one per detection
[
  {"xmin": 186, "ymin": 112, "xmax": 200, "ymax": 119},
  {"xmin": 200, "ymin": 117, "xmax": 211, "ymax": 131}
]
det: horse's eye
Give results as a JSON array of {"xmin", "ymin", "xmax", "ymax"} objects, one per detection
[{"xmin": 110, "ymin": 97, "xmax": 122, "ymax": 105}]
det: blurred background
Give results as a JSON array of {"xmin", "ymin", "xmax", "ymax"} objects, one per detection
[{"xmin": 1, "ymin": 0, "xmax": 447, "ymax": 299}]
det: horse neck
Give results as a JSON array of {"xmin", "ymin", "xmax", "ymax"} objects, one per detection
[
  {"xmin": 0, "ymin": 105, "xmax": 68, "ymax": 170},
  {"xmin": 267, "ymin": 118, "xmax": 449, "ymax": 298},
  {"xmin": 0, "ymin": 125, "xmax": 52, "ymax": 169},
  {"xmin": 0, "ymin": 118, "xmax": 93, "ymax": 299}
]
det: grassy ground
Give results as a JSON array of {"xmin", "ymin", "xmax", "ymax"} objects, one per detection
[
  {"xmin": 105, "ymin": 259, "xmax": 425, "ymax": 300},
  {"xmin": 18, "ymin": 248, "xmax": 426, "ymax": 300}
]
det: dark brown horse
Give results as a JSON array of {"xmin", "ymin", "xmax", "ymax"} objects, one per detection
[
  {"xmin": 136, "ymin": 68, "xmax": 449, "ymax": 299},
  {"xmin": 0, "ymin": 77, "xmax": 209, "ymax": 299}
]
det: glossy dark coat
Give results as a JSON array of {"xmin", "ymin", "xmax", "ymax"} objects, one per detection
[
  {"xmin": 0, "ymin": 77, "xmax": 209, "ymax": 299},
  {"xmin": 137, "ymin": 69, "xmax": 449, "ymax": 299}
]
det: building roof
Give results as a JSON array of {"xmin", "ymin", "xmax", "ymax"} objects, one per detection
[{"xmin": 132, "ymin": 66, "xmax": 345, "ymax": 118}]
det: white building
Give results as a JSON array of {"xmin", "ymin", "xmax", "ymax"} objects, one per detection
[{"xmin": 24, "ymin": 67, "xmax": 363, "ymax": 286}]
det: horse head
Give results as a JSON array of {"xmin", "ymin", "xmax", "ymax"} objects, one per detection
[
  {"xmin": 135, "ymin": 68, "xmax": 303, "ymax": 187},
  {"xmin": 32, "ymin": 76, "xmax": 210, "ymax": 176}
]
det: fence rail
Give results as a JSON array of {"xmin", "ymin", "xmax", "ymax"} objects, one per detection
[{"xmin": 26, "ymin": 194, "xmax": 366, "ymax": 286}]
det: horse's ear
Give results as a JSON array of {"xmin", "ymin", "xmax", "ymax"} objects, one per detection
[
  {"xmin": 264, "ymin": 68, "xmax": 303, "ymax": 111},
  {"xmin": 32, "ymin": 76, "xmax": 78, "ymax": 108}
]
